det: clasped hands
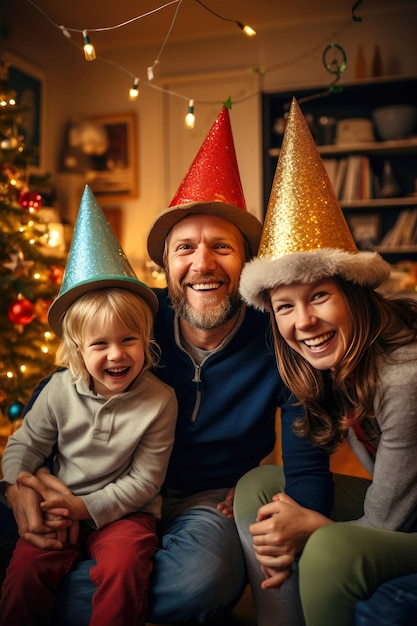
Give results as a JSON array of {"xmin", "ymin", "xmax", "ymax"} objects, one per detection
[
  {"xmin": 249, "ymin": 492, "xmax": 332, "ymax": 590},
  {"xmin": 6, "ymin": 468, "xmax": 85, "ymax": 550}
]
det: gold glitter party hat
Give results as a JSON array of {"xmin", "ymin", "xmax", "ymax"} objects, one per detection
[
  {"xmin": 147, "ymin": 105, "xmax": 262, "ymax": 267},
  {"xmin": 48, "ymin": 185, "xmax": 158, "ymax": 335},
  {"xmin": 240, "ymin": 98, "xmax": 390, "ymax": 311}
]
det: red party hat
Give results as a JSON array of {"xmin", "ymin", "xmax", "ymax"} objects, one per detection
[
  {"xmin": 147, "ymin": 106, "xmax": 262, "ymax": 267},
  {"xmin": 169, "ymin": 106, "xmax": 247, "ymax": 209}
]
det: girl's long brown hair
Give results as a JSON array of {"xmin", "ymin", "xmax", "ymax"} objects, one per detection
[{"xmin": 271, "ymin": 277, "xmax": 417, "ymax": 452}]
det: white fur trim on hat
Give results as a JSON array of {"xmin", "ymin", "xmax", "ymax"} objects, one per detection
[{"xmin": 239, "ymin": 248, "xmax": 391, "ymax": 311}]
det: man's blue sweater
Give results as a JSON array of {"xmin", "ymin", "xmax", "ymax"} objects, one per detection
[{"xmin": 153, "ymin": 288, "xmax": 333, "ymax": 514}]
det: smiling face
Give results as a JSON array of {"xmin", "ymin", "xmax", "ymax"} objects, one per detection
[
  {"xmin": 270, "ymin": 278, "xmax": 353, "ymax": 370},
  {"xmin": 80, "ymin": 317, "xmax": 145, "ymax": 398},
  {"xmin": 164, "ymin": 214, "xmax": 246, "ymax": 330}
]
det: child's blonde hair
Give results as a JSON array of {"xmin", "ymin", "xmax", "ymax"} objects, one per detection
[{"xmin": 55, "ymin": 288, "xmax": 158, "ymax": 387}]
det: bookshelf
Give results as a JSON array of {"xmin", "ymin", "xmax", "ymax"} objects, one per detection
[{"xmin": 263, "ymin": 76, "xmax": 417, "ymax": 263}]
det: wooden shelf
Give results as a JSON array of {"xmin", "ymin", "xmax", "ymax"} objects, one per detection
[
  {"xmin": 268, "ymin": 138, "xmax": 417, "ymax": 158},
  {"xmin": 341, "ymin": 197, "xmax": 417, "ymax": 210},
  {"xmin": 377, "ymin": 246, "xmax": 417, "ymax": 253},
  {"xmin": 263, "ymin": 76, "xmax": 417, "ymax": 261}
]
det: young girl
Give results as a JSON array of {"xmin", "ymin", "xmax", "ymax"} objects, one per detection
[
  {"xmin": 0, "ymin": 188, "xmax": 177, "ymax": 626},
  {"xmin": 235, "ymin": 99, "xmax": 417, "ymax": 626}
]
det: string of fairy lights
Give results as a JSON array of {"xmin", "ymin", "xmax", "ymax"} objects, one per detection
[
  {"xmin": 0, "ymin": 0, "xmax": 367, "ymax": 411},
  {"xmin": 17, "ymin": 0, "xmax": 366, "ymax": 127}
]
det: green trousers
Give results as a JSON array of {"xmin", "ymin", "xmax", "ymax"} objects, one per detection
[{"xmin": 234, "ymin": 465, "xmax": 417, "ymax": 626}]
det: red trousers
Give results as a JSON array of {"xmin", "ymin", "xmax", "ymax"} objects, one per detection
[{"xmin": 0, "ymin": 511, "xmax": 157, "ymax": 626}]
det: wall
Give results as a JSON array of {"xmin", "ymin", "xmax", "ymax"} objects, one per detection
[{"xmin": 3, "ymin": 1, "xmax": 417, "ymax": 278}]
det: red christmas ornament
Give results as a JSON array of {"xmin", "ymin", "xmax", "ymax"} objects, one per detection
[
  {"xmin": 8, "ymin": 297, "xmax": 35, "ymax": 325},
  {"xmin": 49, "ymin": 265, "xmax": 65, "ymax": 286},
  {"xmin": 18, "ymin": 191, "xmax": 43, "ymax": 214}
]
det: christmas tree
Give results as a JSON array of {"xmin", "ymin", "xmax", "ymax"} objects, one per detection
[{"xmin": 0, "ymin": 58, "xmax": 66, "ymax": 423}]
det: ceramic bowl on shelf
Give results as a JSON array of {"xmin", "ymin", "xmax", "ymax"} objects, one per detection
[{"xmin": 372, "ymin": 105, "xmax": 417, "ymax": 141}]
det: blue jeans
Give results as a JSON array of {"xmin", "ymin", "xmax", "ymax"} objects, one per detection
[
  {"xmin": 2, "ymin": 498, "xmax": 417, "ymax": 625},
  {"xmin": 355, "ymin": 573, "xmax": 417, "ymax": 626},
  {"xmin": 52, "ymin": 504, "xmax": 247, "ymax": 624}
]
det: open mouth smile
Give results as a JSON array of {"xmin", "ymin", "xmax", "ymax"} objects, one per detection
[
  {"xmin": 105, "ymin": 367, "xmax": 130, "ymax": 377},
  {"xmin": 303, "ymin": 331, "xmax": 335, "ymax": 350},
  {"xmin": 189, "ymin": 282, "xmax": 222, "ymax": 291}
]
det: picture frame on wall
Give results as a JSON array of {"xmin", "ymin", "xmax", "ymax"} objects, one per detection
[
  {"xmin": 62, "ymin": 112, "xmax": 138, "ymax": 203},
  {"xmin": 7, "ymin": 52, "xmax": 46, "ymax": 172}
]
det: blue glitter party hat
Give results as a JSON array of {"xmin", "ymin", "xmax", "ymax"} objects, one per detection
[{"xmin": 48, "ymin": 185, "xmax": 158, "ymax": 335}]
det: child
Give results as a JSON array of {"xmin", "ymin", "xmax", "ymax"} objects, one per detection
[{"xmin": 0, "ymin": 186, "xmax": 177, "ymax": 626}]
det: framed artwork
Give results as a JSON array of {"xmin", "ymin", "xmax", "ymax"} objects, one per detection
[
  {"xmin": 62, "ymin": 112, "xmax": 138, "ymax": 202},
  {"xmin": 7, "ymin": 53, "xmax": 46, "ymax": 171}
]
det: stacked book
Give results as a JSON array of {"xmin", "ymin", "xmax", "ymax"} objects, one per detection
[
  {"xmin": 323, "ymin": 155, "xmax": 373, "ymax": 202},
  {"xmin": 379, "ymin": 209, "xmax": 417, "ymax": 248}
]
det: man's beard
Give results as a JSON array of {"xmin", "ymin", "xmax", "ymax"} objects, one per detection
[{"xmin": 167, "ymin": 272, "xmax": 242, "ymax": 330}]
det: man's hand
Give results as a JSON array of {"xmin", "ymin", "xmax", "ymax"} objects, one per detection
[
  {"xmin": 7, "ymin": 472, "xmax": 66, "ymax": 549},
  {"xmin": 217, "ymin": 487, "xmax": 235, "ymax": 519},
  {"xmin": 6, "ymin": 469, "xmax": 79, "ymax": 549},
  {"xmin": 17, "ymin": 470, "xmax": 80, "ymax": 545}
]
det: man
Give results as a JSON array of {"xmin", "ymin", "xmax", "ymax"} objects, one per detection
[{"xmin": 1, "ymin": 106, "xmax": 332, "ymax": 624}]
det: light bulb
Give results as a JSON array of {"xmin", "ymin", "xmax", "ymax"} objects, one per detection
[
  {"xmin": 236, "ymin": 21, "xmax": 256, "ymax": 37},
  {"xmin": 83, "ymin": 30, "xmax": 96, "ymax": 61},
  {"xmin": 147, "ymin": 66, "xmax": 154, "ymax": 81},
  {"xmin": 129, "ymin": 78, "xmax": 140, "ymax": 101},
  {"xmin": 185, "ymin": 100, "xmax": 195, "ymax": 129}
]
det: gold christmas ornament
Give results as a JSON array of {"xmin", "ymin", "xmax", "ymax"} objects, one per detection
[{"xmin": 240, "ymin": 98, "xmax": 391, "ymax": 311}]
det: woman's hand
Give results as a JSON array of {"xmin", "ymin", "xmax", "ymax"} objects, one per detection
[{"xmin": 249, "ymin": 492, "xmax": 332, "ymax": 589}]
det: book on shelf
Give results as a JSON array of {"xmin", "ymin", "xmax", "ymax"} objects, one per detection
[
  {"xmin": 359, "ymin": 155, "xmax": 372, "ymax": 200},
  {"xmin": 342, "ymin": 156, "xmax": 361, "ymax": 202},
  {"xmin": 323, "ymin": 158, "xmax": 338, "ymax": 190},
  {"xmin": 324, "ymin": 155, "xmax": 374, "ymax": 202},
  {"xmin": 334, "ymin": 158, "xmax": 348, "ymax": 199},
  {"xmin": 380, "ymin": 208, "xmax": 417, "ymax": 248},
  {"xmin": 341, "ymin": 155, "xmax": 373, "ymax": 202}
]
